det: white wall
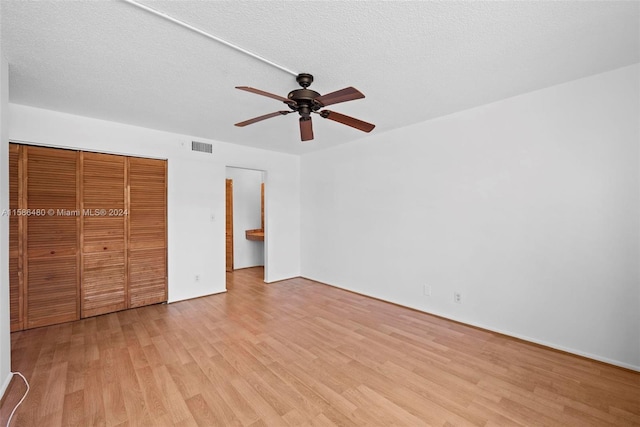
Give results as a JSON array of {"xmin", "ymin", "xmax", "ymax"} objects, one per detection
[
  {"xmin": 0, "ymin": 49, "xmax": 13, "ymax": 396},
  {"xmin": 8, "ymin": 104, "xmax": 301, "ymax": 303},
  {"xmin": 301, "ymin": 64, "xmax": 640, "ymax": 370},
  {"xmin": 226, "ymin": 167, "xmax": 264, "ymax": 269}
]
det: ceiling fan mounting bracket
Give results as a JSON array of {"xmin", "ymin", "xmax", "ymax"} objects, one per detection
[{"xmin": 296, "ymin": 73, "xmax": 314, "ymax": 88}]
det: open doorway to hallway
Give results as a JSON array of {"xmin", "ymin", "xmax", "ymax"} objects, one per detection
[{"xmin": 225, "ymin": 167, "xmax": 266, "ymax": 286}]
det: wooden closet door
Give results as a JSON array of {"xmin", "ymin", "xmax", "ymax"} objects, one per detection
[
  {"xmin": 81, "ymin": 152, "xmax": 127, "ymax": 317},
  {"xmin": 9, "ymin": 144, "xmax": 22, "ymax": 331},
  {"xmin": 127, "ymin": 157, "xmax": 167, "ymax": 307},
  {"xmin": 24, "ymin": 146, "xmax": 80, "ymax": 329}
]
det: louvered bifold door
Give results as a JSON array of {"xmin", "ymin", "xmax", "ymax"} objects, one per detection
[
  {"xmin": 127, "ymin": 157, "xmax": 167, "ymax": 307},
  {"xmin": 9, "ymin": 144, "xmax": 22, "ymax": 331},
  {"xmin": 24, "ymin": 146, "xmax": 80, "ymax": 329},
  {"xmin": 81, "ymin": 152, "xmax": 127, "ymax": 318}
]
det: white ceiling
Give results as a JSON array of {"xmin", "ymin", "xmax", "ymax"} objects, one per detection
[{"xmin": 1, "ymin": 1, "xmax": 638, "ymax": 155}]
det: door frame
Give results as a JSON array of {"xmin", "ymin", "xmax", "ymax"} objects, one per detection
[
  {"xmin": 225, "ymin": 178, "xmax": 233, "ymax": 272},
  {"xmin": 224, "ymin": 166, "xmax": 267, "ymax": 284}
]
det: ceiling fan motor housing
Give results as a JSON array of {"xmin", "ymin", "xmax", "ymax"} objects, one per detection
[
  {"xmin": 288, "ymin": 89, "xmax": 322, "ymax": 113},
  {"xmin": 288, "ymin": 73, "xmax": 323, "ymax": 117}
]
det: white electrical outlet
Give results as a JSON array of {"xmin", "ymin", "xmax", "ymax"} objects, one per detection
[
  {"xmin": 454, "ymin": 292, "xmax": 462, "ymax": 304},
  {"xmin": 423, "ymin": 284, "xmax": 431, "ymax": 296},
  {"xmin": 195, "ymin": 275, "xmax": 200, "ymax": 282}
]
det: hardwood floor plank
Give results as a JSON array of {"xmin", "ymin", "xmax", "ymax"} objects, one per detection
[
  {"xmin": 284, "ymin": 361, "xmax": 358, "ymax": 421},
  {"xmin": 83, "ymin": 330, "xmax": 100, "ymax": 363},
  {"xmin": 229, "ymin": 377, "xmax": 284, "ymax": 425},
  {"xmin": 150, "ymin": 334, "xmax": 180, "ymax": 365},
  {"xmin": 153, "ymin": 365, "xmax": 198, "ymax": 425},
  {"xmin": 244, "ymin": 370, "xmax": 292, "ymax": 416},
  {"xmin": 343, "ymin": 386, "xmax": 416, "ymax": 426},
  {"xmin": 259, "ymin": 334, "xmax": 318, "ymax": 364},
  {"xmin": 65, "ymin": 335, "xmax": 86, "ymax": 394},
  {"xmin": 133, "ymin": 365, "xmax": 168, "ymax": 420},
  {"xmin": 102, "ymin": 348, "xmax": 128, "ymax": 426},
  {"xmin": 126, "ymin": 342, "xmax": 149, "ymax": 371},
  {"xmin": 62, "ymin": 389, "xmax": 85, "ymax": 427},
  {"xmin": 606, "ymin": 406, "xmax": 640, "ymax": 425},
  {"xmin": 533, "ymin": 386, "xmax": 632, "ymax": 425},
  {"xmin": 316, "ymin": 406, "xmax": 360, "ymax": 427},
  {"xmin": 2, "ymin": 267, "xmax": 638, "ymax": 426},
  {"xmin": 346, "ymin": 358, "xmax": 475, "ymax": 426},
  {"xmin": 23, "ymin": 361, "xmax": 52, "ymax": 419},
  {"xmin": 198, "ymin": 386, "xmax": 242, "ymax": 426},
  {"xmin": 282, "ymin": 408, "xmax": 310, "ymax": 426},
  {"xmin": 140, "ymin": 342, "xmax": 164, "ymax": 368},
  {"xmin": 201, "ymin": 353, "xmax": 241, "ymax": 385},
  {"xmin": 118, "ymin": 349, "xmax": 149, "ymax": 426},
  {"xmin": 184, "ymin": 393, "xmax": 218, "ymax": 427},
  {"xmin": 388, "ymin": 365, "xmax": 488, "ymax": 424},
  {"xmin": 83, "ymin": 359, "xmax": 106, "ymax": 426},
  {"xmin": 166, "ymin": 362, "xmax": 204, "ymax": 401},
  {"xmin": 215, "ymin": 381, "xmax": 260, "ymax": 426},
  {"xmin": 265, "ymin": 361, "xmax": 330, "ymax": 415},
  {"xmin": 130, "ymin": 319, "xmax": 152, "ymax": 348}
]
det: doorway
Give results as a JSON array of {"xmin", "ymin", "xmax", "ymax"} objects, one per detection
[{"xmin": 225, "ymin": 167, "xmax": 266, "ymax": 284}]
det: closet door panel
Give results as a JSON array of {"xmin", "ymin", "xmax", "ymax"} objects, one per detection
[
  {"xmin": 82, "ymin": 252, "xmax": 126, "ymax": 317},
  {"xmin": 24, "ymin": 146, "xmax": 79, "ymax": 329},
  {"xmin": 129, "ymin": 248, "xmax": 166, "ymax": 307},
  {"xmin": 9, "ymin": 257, "xmax": 20, "ymax": 330},
  {"xmin": 128, "ymin": 157, "xmax": 167, "ymax": 308},
  {"xmin": 81, "ymin": 152, "xmax": 127, "ymax": 318},
  {"xmin": 9, "ymin": 144, "xmax": 21, "ymax": 331},
  {"xmin": 26, "ymin": 257, "xmax": 78, "ymax": 327},
  {"xmin": 83, "ymin": 218, "xmax": 125, "ymax": 253}
]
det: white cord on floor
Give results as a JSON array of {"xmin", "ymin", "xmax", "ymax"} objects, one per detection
[{"xmin": 6, "ymin": 372, "xmax": 29, "ymax": 427}]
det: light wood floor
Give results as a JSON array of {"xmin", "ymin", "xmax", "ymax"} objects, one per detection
[{"xmin": 1, "ymin": 267, "xmax": 639, "ymax": 426}]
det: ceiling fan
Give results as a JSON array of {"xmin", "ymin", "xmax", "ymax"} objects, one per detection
[{"xmin": 234, "ymin": 73, "xmax": 375, "ymax": 142}]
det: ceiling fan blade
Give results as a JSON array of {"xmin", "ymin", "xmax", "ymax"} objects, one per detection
[
  {"xmin": 314, "ymin": 87, "xmax": 364, "ymax": 107},
  {"xmin": 319, "ymin": 110, "xmax": 375, "ymax": 133},
  {"xmin": 236, "ymin": 86, "xmax": 294, "ymax": 104},
  {"xmin": 235, "ymin": 111, "xmax": 291, "ymax": 127},
  {"xmin": 300, "ymin": 117, "xmax": 314, "ymax": 141}
]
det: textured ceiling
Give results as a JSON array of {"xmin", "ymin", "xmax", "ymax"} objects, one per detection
[{"xmin": 1, "ymin": 1, "xmax": 638, "ymax": 155}]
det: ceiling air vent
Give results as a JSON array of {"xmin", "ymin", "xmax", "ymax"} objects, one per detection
[{"xmin": 191, "ymin": 141, "xmax": 213, "ymax": 154}]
